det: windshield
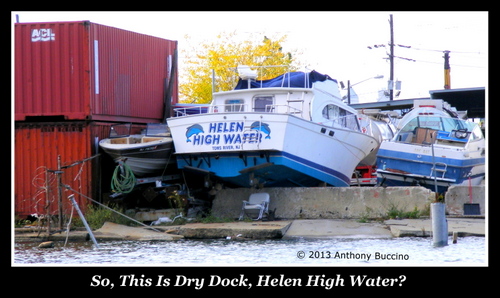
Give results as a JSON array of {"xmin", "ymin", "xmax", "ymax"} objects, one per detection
[{"xmin": 395, "ymin": 116, "xmax": 482, "ymax": 144}]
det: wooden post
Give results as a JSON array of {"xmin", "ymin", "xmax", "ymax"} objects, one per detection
[
  {"xmin": 57, "ymin": 155, "xmax": 63, "ymax": 230},
  {"xmin": 45, "ymin": 167, "xmax": 51, "ymax": 236}
]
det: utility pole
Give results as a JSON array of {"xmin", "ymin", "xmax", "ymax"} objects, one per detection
[
  {"xmin": 443, "ymin": 50, "xmax": 451, "ymax": 89},
  {"xmin": 389, "ymin": 14, "xmax": 394, "ymax": 101}
]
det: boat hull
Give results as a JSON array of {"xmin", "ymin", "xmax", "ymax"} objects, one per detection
[
  {"xmin": 376, "ymin": 144, "xmax": 485, "ymax": 193},
  {"xmin": 99, "ymin": 136, "xmax": 175, "ymax": 177},
  {"xmin": 168, "ymin": 113, "xmax": 378, "ymax": 187}
]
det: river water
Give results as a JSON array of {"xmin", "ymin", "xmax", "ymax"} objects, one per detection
[{"xmin": 13, "ymin": 236, "xmax": 486, "ymax": 266}]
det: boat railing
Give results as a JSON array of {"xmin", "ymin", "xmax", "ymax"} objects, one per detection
[
  {"xmin": 173, "ymin": 105, "xmax": 209, "ymax": 117},
  {"xmin": 210, "ymin": 103, "xmax": 248, "ymax": 113},
  {"xmin": 210, "ymin": 103, "xmax": 303, "ymax": 116},
  {"xmin": 264, "ymin": 104, "xmax": 303, "ymax": 116},
  {"xmin": 174, "ymin": 102, "xmax": 304, "ymax": 117}
]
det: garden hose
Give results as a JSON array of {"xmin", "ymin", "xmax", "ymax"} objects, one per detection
[{"xmin": 111, "ymin": 161, "xmax": 136, "ymax": 194}]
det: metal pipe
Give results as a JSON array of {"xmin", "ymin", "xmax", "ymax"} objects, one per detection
[
  {"xmin": 68, "ymin": 194, "xmax": 99, "ymax": 248},
  {"xmin": 431, "ymin": 202, "xmax": 448, "ymax": 247}
]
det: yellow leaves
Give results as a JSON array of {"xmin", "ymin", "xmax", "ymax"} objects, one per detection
[{"xmin": 179, "ymin": 32, "xmax": 302, "ymax": 104}]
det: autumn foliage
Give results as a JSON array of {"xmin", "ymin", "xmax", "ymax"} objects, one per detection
[{"xmin": 179, "ymin": 32, "xmax": 302, "ymax": 103}]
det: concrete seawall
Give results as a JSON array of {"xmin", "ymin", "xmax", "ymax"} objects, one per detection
[
  {"xmin": 445, "ymin": 185, "xmax": 486, "ymax": 215},
  {"xmin": 212, "ymin": 186, "xmax": 436, "ymax": 219}
]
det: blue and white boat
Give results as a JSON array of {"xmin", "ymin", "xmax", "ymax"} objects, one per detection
[
  {"xmin": 167, "ymin": 67, "xmax": 379, "ymax": 188},
  {"xmin": 376, "ymin": 99, "xmax": 485, "ymax": 193}
]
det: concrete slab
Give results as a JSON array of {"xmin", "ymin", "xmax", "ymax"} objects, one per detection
[
  {"xmin": 385, "ymin": 219, "xmax": 431, "ymax": 237},
  {"xmin": 93, "ymin": 222, "xmax": 183, "ymax": 241},
  {"xmin": 283, "ymin": 219, "xmax": 393, "ymax": 239},
  {"xmin": 14, "ymin": 229, "xmax": 90, "ymax": 242},
  {"xmin": 176, "ymin": 221, "xmax": 292, "ymax": 239},
  {"xmin": 385, "ymin": 218, "xmax": 485, "ymax": 237},
  {"xmin": 15, "ymin": 218, "xmax": 484, "ymax": 242}
]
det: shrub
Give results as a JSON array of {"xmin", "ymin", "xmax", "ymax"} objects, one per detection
[
  {"xmin": 386, "ymin": 204, "xmax": 421, "ymax": 219},
  {"xmin": 72, "ymin": 203, "xmax": 134, "ymax": 230}
]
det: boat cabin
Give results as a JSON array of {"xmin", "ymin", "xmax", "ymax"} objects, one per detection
[
  {"xmin": 393, "ymin": 100, "xmax": 484, "ymax": 148},
  {"xmin": 209, "ymin": 70, "xmax": 361, "ymax": 131}
]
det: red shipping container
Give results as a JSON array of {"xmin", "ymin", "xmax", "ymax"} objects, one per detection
[
  {"xmin": 14, "ymin": 121, "xmax": 148, "ymax": 218},
  {"xmin": 15, "ymin": 21, "xmax": 178, "ymax": 122},
  {"xmin": 14, "ymin": 122, "xmax": 93, "ymax": 218}
]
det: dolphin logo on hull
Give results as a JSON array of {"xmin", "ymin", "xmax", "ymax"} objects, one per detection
[
  {"xmin": 250, "ymin": 121, "xmax": 271, "ymax": 139},
  {"xmin": 186, "ymin": 124, "xmax": 204, "ymax": 142}
]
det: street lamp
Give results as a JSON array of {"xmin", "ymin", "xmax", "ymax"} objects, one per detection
[{"xmin": 340, "ymin": 75, "xmax": 384, "ymax": 105}]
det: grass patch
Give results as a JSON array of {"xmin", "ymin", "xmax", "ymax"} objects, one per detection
[
  {"xmin": 72, "ymin": 203, "xmax": 135, "ymax": 230},
  {"xmin": 357, "ymin": 207, "xmax": 374, "ymax": 223},
  {"xmin": 385, "ymin": 204, "xmax": 421, "ymax": 220}
]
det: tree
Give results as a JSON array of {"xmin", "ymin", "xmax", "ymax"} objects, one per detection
[{"xmin": 179, "ymin": 32, "xmax": 303, "ymax": 103}]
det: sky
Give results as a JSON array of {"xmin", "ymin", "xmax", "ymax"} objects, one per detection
[{"xmin": 12, "ymin": 11, "xmax": 488, "ymax": 103}]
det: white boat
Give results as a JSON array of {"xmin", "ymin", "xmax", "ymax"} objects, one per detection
[
  {"xmin": 356, "ymin": 110, "xmax": 398, "ymax": 166},
  {"xmin": 99, "ymin": 123, "xmax": 175, "ymax": 177},
  {"xmin": 167, "ymin": 67, "xmax": 379, "ymax": 187},
  {"xmin": 376, "ymin": 99, "xmax": 485, "ymax": 192},
  {"xmin": 351, "ymin": 110, "xmax": 398, "ymax": 185}
]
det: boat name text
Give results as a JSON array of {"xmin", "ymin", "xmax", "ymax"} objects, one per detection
[{"xmin": 186, "ymin": 121, "xmax": 270, "ymax": 150}]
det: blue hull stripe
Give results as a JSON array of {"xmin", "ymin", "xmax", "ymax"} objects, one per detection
[
  {"xmin": 177, "ymin": 151, "xmax": 351, "ymax": 186},
  {"xmin": 377, "ymin": 148, "xmax": 485, "ymax": 168},
  {"xmin": 281, "ymin": 152, "xmax": 351, "ymax": 185},
  {"xmin": 376, "ymin": 148, "xmax": 485, "ymax": 191}
]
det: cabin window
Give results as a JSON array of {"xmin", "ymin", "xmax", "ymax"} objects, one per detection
[
  {"xmin": 254, "ymin": 96, "xmax": 274, "ymax": 112},
  {"xmin": 470, "ymin": 124, "xmax": 484, "ymax": 141},
  {"xmin": 322, "ymin": 104, "xmax": 340, "ymax": 119},
  {"xmin": 321, "ymin": 104, "xmax": 359, "ymax": 131},
  {"xmin": 225, "ymin": 99, "xmax": 245, "ymax": 112}
]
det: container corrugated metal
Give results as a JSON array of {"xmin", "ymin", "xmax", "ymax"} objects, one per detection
[
  {"xmin": 15, "ymin": 21, "xmax": 178, "ymax": 122},
  {"xmin": 14, "ymin": 122, "xmax": 92, "ymax": 217},
  {"xmin": 14, "ymin": 121, "xmax": 147, "ymax": 218},
  {"xmin": 15, "ymin": 22, "xmax": 91, "ymax": 121}
]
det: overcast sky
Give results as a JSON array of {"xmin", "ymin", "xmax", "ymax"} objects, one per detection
[{"xmin": 12, "ymin": 11, "xmax": 488, "ymax": 102}]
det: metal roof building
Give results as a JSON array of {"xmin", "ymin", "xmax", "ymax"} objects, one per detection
[{"xmin": 350, "ymin": 87, "xmax": 485, "ymax": 119}]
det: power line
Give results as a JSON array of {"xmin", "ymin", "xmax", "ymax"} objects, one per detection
[
  {"xmin": 383, "ymin": 54, "xmax": 416, "ymax": 62},
  {"xmin": 397, "ymin": 45, "xmax": 485, "ymax": 55},
  {"xmin": 369, "ymin": 44, "xmax": 485, "ymax": 55},
  {"xmin": 417, "ymin": 60, "xmax": 485, "ymax": 68},
  {"xmin": 370, "ymin": 44, "xmax": 486, "ymax": 67}
]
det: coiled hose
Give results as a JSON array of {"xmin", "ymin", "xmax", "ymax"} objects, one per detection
[{"xmin": 111, "ymin": 161, "xmax": 136, "ymax": 194}]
